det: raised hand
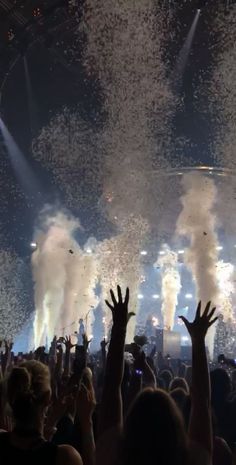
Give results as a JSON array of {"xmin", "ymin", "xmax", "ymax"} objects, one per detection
[
  {"xmin": 49, "ymin": 336, "xmax": 57, "ymax": 355},
  {"xmin": 179, "ymin": 301, "xmax": 218, "ymax": 341},
  {"xmin": 83, "ymin": 333, "xmax": 92, "ymax": 351},
  {"xmin": 62, "ymin": 335, "xmax": 75, "ymax": 351},
  {"xmin": 76, "ymin": 383, "xmax": 96, "ymax": 427},
  {"xmin": 105, "ymin": 285, "xmax": 134, "ymax": 328},
  {"xmin": 4, "ymin": 340, "xmax": 13, "ymax": 353}
]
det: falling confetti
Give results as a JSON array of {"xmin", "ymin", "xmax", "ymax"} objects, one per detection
[
  {"xmin": 0, "ymin": 250, "xmax": 30, "ymax": 340},
  {"xmin": 154, "ymin": 246, "xmax": 181, "ymax": 330}
]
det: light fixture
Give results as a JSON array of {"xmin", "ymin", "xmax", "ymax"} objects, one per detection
[
  {"xmin": 86, "ymin": 248, "xmax": 92, "ymax": 254},
  {"xmin": 185, "ymin": 293, "xmax": 193, "ymax": 299},
  {"xmin": 30, "ymin": 242, "xmax": 37, "ymax": 248},
  {"xmin": 159, "ymin": 251, "xmax": 165, "ymax": 255},
  {"xmin": 178, "ymin": 250, "xmax": 184, "ymax": 255},
  {"xmin": 216, "ymin": 246, "xmax": 223, "ymax": 251},
  {"xmin": 152, "ymin": 294, "xmax": 160, "ymax": 299},
  {"xmin": 138, "ymin": 294, "xmax": 144, "ymax": 299},
  {"xmin": 140, "ymin": 250, "xmax": 147, "ymax": 256}
]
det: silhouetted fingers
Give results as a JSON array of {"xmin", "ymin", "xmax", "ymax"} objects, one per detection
[
  {"xmin": 125, "ymin": 287, "xmax": 130, "ymax": 306},
  {"xmin": 203, "ymin": 301, "xmax": 211, "ymax": 317},
  {"xmin": 105, "ymin": 300, "xmax": 113, "ymax": 311},
  {"xmin": 117, "ymin": 285, "xmax": 122, "ymax": 303},
  {"xmin": 196, "ymin": 301, "xmax": 201, "ymax": 320},
  {"xmin": 209, "ymin": 316, "xmax": 218, "ymax": 327},
  {"xmin": 179, "ymin": 315, "xmax": 189, "ymax": 329},
  {"xmin": 110, "ymin": 289, "xmax": 117, "ymax": 306},
  {"xmin": 207, "ymin": 307, "xmax": 216, "ymax": 321},
  {"xmin": 127, "ymin": 311, "xmax": 135, "ymax": 322}
]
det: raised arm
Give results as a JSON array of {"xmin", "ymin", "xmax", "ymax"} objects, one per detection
[
  {"xmin": 75, "ymin": 376, "xmax": 96, "ymax": 465},
  {"xmin": 1, "ymin": 340, "xmax": 13, "ymax": 375},
  {"xmin": 62, "ymin": 336, "xmax": 75, "ymax": 378},
  {"xmin": 180, "ymin": 301, "xmax": 217, "ymax": 456},
  {"xmin": 99, "ymin": 285, "xmax": 133, "ymax": 436}
]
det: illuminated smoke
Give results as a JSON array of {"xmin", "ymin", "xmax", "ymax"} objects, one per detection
[
  {"xmin": 32, "ymin": 1, "xmax": 178, "ymax": 346},
  {"xmin": 97, "ymin": 216, "xmax": 149, "ymax": 342},
  {"xmin": 155, "ymin": 246, "xmax": 181, "ymax": 330},
  {"xmin": 80, "ymin": 0, "xmax": 176, "ymax": 333},
  {"xmin": 62, "ymin": 242, "xmax": 99, "ymax": 340},
  {"xmin": 216, "ymin": 260, "xmax": 235, "ymax": 322},
  {"xmin": 32, "ymin": 207, "xmax": 98, "ymax": 347},
  {"xmin": 177, "ymin": 173, "xmax": 220, "ymax": 356}
]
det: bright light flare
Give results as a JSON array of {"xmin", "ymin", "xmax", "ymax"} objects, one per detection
[
  {"xmin": 140, "ymin": 250, "xmax": 147, "ymax": 256},
  {"xmin": 152, "ymin": 317, "xmax": 159, "ymax": 327},
  {"xmin": 185, "ymin": 293, "xmax": 193, "ymax": 299}
]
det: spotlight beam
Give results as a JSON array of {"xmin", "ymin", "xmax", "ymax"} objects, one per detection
[{"xmin": 0, "ymin": 117, "xmax": 42, "ymax": 200}]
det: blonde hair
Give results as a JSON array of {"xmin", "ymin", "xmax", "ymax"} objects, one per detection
[{"xmin": 7, "ymin": 361, "xmax": 51, "ymax": 423}]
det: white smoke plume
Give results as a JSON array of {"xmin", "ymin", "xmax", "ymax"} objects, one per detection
[
  {"xmin": 32, "ymin": 207, "xmax": 99, "ymax": 348},
  {"xmin": 97, "ymin": 216, "xmax": 149, "ymax": 342},
  {"xmin": 177, "ymin": 173, "xmax": 220, "ymax": 357},
  {"xmin": 216, "ymin": 260, "xmax": 235, "ymax": 322},
  {"xmin": 154, "ymin": 246, "xmax": 181, "ymax": 330}
]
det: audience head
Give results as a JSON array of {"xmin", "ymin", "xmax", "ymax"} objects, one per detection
[
  {"xmin": 169, "ymin": 377, "xmax": 189, "ymax": 394},
  {"xmin": 170, "ymin": 388, "xmax": 191, "ymax": 429},
  {"xmin": 7, "ymin": 360, "xmax": 51, "ymax": 427},
  {"xmin": 210, "ymin": 368, "xmax": 231, "ymax": 408},
  {"xmin": 159, "ymin": 369, "xmax": 173, "ymax": 390},
  {"xmin": 122, "ymin": 388, "xmax": 188, "ymax": 465}
]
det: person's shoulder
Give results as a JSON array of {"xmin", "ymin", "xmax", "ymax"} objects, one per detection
[{"xmin": 57, "ymin": 444, "xmax": 83, "ymax": 465}]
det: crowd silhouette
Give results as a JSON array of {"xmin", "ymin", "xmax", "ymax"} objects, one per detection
[{"xmin": 0, "ymin": 285, "xmax": 235, "ymax": 464}]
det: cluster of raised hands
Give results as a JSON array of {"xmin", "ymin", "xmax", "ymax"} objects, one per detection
[{"xmin": 105, "ymin": 285, "xmax": 218, "ymax": 341}]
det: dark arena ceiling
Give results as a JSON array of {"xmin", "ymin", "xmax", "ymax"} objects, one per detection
[
  {"xmin": 0, "ymin": 0, "xmax": 235, "ymax": 106},
  {"xmin": 0, "ymin": 0, "xmax": 82, "ymax": 98}
]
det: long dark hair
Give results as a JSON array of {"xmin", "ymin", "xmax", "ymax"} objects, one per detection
[{"xmin": 121, "ymin": 388, "xmax": 188, "ymax": 465}]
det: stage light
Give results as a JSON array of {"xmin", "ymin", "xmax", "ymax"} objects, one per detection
[
  {"xmin": 152, "ymin": 294, "xmax": 160, "ymax": 299},
  {"xmin": 33, "ymin": 7, "xmax": 41, "ymax": 17},
  {"xmin": 30, "ymin": 242, "xmax": 37, "ymax": 249},
  {"xmin": 159, "ymin": 251, "xmax": 165, "ymax": 255},
  {"xmin": 86, "ymin": 248, "xmax": 92, "ymax": 254},
  {"xmin": 185, "ymin": 293, "xmax": 193, "ymax": 299},
  {"xmin": 140, "ymin": 250, "xmax": 147, "ymax": 256},
  {"xmin": 181, "ymin": 336, "xmax": 190, "ymax": 343},
  {"xmin": 216, "ymin": 246, "xmax": 223, "ymax": 251},
  {"xmin": 178, "ymin": 250, "xmax": 184, "ymax": 255},
  {"xmin": 152, "ymin": 317, "xmax": 159, "ymax": 327},
  {"xmin": 138, "ymin": 294, "xmax": 144, "ymax": 299}
]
